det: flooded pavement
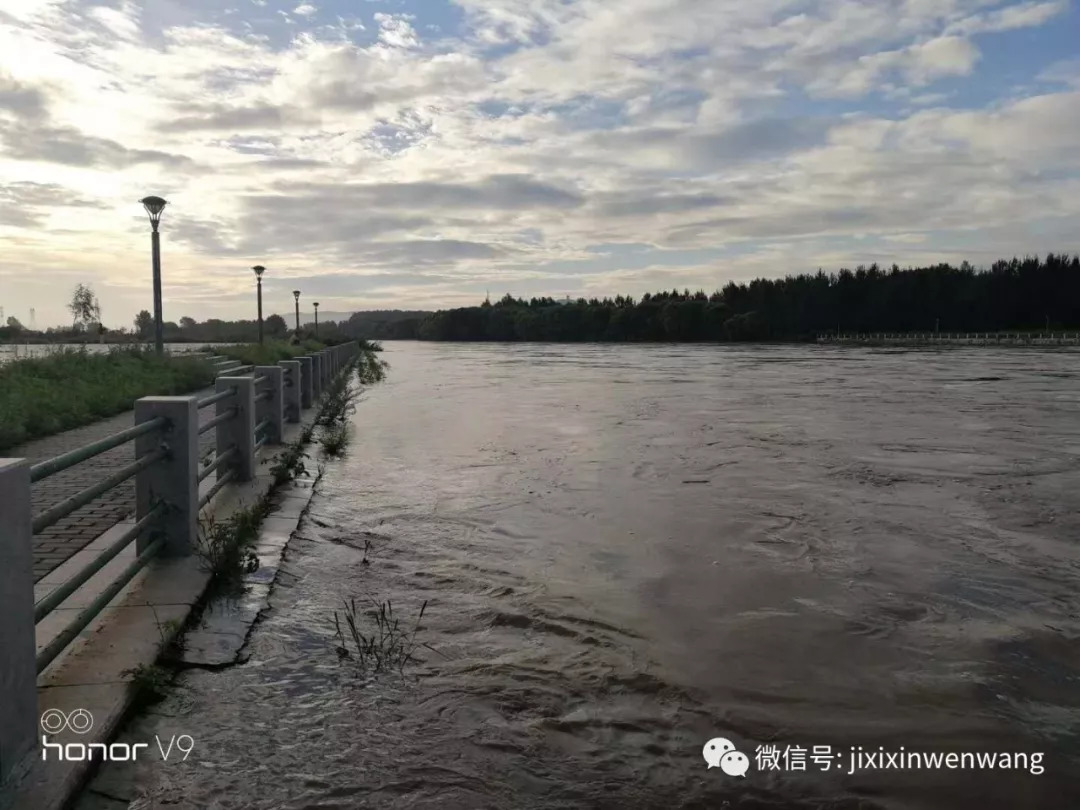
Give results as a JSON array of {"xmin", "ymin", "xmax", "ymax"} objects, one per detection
[{"xmin": 79, "ymin": 342, "xmax": 1080, "ymax": 810}]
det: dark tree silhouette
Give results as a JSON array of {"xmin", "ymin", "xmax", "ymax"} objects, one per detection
[{"xmin": 408, "ymin": 254, "xmax": 1080, "ymax": 343}]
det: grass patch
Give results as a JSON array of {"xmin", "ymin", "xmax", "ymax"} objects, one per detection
[
  {"xmin": 121, "ymin": 663, "xmax": 174, "ymax": 704},
  {"xmin": 0, "ymin": 346, "xmax": 215, "ymax": 452},
  {"xmin": 215, "ymin": 339, "xmax": 326, "ymax": 366},
  {"xmin": 120, "ymin": 606, "xmax": 185, "ymax": 705},
  {"xmin": 333, "ymin": 598, "xmax": 439, "ymax": 675}
]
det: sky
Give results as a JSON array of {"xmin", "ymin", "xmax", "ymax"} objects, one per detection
[{"xmin": 0, "ymin": 0, "xmax": 1078, "ymax": 328}]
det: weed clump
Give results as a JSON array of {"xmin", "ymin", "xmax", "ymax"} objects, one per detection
[
  {"xmin": 196, "ymin": 503, "xmax": 269, "ymax": 591},
  {"xmin": 333, "ymin": 598, "xmax": 438, "ymax": 675}
]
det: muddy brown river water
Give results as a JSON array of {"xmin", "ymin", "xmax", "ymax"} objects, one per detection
[{"xmin": 78, "ymin": 342, "xmax": 1080, "ymax": 809}]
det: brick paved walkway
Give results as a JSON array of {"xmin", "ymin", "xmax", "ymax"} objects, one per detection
[{"xmin": 8, "ymin": 386, "xmax": 219, "ymax": 582}]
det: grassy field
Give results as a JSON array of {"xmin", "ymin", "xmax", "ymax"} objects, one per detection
[{"xmin": 0, "ymin": 347, "xmax": 216, "ymax": 452}]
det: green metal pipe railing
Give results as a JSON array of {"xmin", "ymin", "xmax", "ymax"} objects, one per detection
[
  {"xmin": 199, "ymin": 407, "xmax": 237, "ymax": 436},
  {"xmin": 198, "ymin": 445, "xmax": 237, "ymax": 483},
  {"xmin": 30, "ymin": 417, "xmax": 167, "ymax": 484},
  {"xmin": 255, "ymin": 417, "xmax": 272, "ymax": 436},
  {"xmin": 254, "ymin": 374, "xmax": 268, "ymax": 386},
  {"xmin": 32, "ymin": 447, "xmax": 168, "ymax": 535},
  {"xmin": 254, "ymin": 390, "xmax": 272, "ymax": 403},
  {"xmin": 36, "ymin": 537, "xmax": 165, "ymax": 674},
  {"xmin": 34, "ymin": 503, "xmax": 166, "ymax": 623},
  {"xmin": 254, "ymin": 435, "xmax": 267, "ymax": 452},
  {"xmin": 199, "ymin": 468, "xmax": 236, "ymax": 509},
  {"xmin": 197, "ymin": 388, "xmax": 235, "ymax": 410}
]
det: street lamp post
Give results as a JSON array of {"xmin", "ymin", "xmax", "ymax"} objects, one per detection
[
  {"xmin": 140, "ymin": 196, "xmax": 168, "ymax": 357},
  {"xmin": 253, "ymin": 266, "xmax": 266, "ymax": 345},
  {"xmin": 293, "ymin": 290, "xmax": 301, "ymax": 337},
  {"xmin": 313, "ymin": 302, "xmax": 319, "ymax": 338}
]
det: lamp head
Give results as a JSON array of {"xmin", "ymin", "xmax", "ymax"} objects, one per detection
[
  {"xmin": 252, "ymin": 265, "xmax": 265, "ymax": 278},
  {"xmin": 140, "ymin": 196, "xmax": 168, "ymax": 229},
  {"xmin": 292, "ymin": 290, "xmax": 301, "ymax": 301},
  {"xmin": 313, "ymin": 302, "xmax": 319, "ymax": 309}
]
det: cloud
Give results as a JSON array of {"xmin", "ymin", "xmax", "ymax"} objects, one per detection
[
  {"xmin": 293, "ymin": 3, "xmax": 317, "ymax": 16},
  {"xmin": 0, "ymin": 72, "xmax": 49, "ymax": 119},
  {"xmin": 375, "ymin": 12, "xmax": 420, "ymax": 48},
  {"xmin": 0, "ymin": 181, "xmax": 106, "ymax": 227},
  {"xmin": 808, "ymin": 36, "xmax": 980, "ymax": 98},
  {"xmin": 1038, "ymin": 58, "xmax": 1080, "ymax": 89},
  {"xmin": 164, "ymin": 103, "xmax": 314, "ymax": 133},
  {"xmin": 269, "ymin": 175, "xmax": 584, "ymax": 211},
  {"xmin": 946, "ymin": 0, "xmax": 1068, "ymax": 36},
  {"xmin": 1, "ymin": 120, "xmax": 195, "ymax": 168}
]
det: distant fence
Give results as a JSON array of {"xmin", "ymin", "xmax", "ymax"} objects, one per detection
[
  {"xmin": 0, "ymin": 342, "xmax": 359, "ymax": 783},
  {"xmin": 817, "ymin": 332, "xmax": 1080, "ymax": 346}
]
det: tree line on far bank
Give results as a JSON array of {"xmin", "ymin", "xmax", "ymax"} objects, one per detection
[
  {"xmin": 3, "ymin": 254, "xmax": 1076, "ymax": 345},
  {"xmin": 407, "ymin": 254, "xmax": 1080, "ymax": 343}
]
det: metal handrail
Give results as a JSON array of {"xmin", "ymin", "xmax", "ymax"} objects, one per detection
[
  {"xmin": 36, "ymin": 537, "xmax": 165, "ymax": 674},
  {"xmin": 254, "ymin": 435, "xmax": 267, "ymax": 452},
  {"xmin": 199, "ymin": 407, "xmax": 237, "ymax": 435},
  {"xmin": 198, "ymin": 445, "xmax": 237, "ymax": 483},
  {"xmin": 30, "ymin": 417, "xmax": 167, "ymax": 484},
  {"xmin": 254, "ymin": 390, "xmax": 271, "ymax": 403},
  {"xmin": 254, "ymin": 374, "xmax": 268, "ymax": 385},
  {"xmin": 197, "ymin": 388, "xmax": 235, "ymax": 410},
  {"xmin": 199, "ymin": 468, "xmax": 236, "ymax": 509},
  {"xmin": 34, "ymin": 503, "xmax": 166, "ymax": 623},
  {"xmin": 32, "ymin": 447, "xmax": 168, "ymax": 534},
  {"xmin": 255, "ymin": 417, "xmax": 272, "ymax": 436}
]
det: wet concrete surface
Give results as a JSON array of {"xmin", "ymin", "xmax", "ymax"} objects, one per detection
[{"xmin": 75, "ymin": 343, "xmax": 1080, "ymax": 809}]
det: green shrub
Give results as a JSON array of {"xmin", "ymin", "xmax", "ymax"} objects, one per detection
[{"xmin": 215, "ymin": 339, "xmax": 327, "ymax": 366}]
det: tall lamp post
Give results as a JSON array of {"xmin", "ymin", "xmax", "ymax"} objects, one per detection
[
  {"xmin": 313, "ymin": 302, "xmax": 319, "ymax": 338},
  {"xmin": 140, "ymin": 196, "xmax": 168, "ymax": 356},
  {"xmin": 253, "ymin": 265, "xmax": 266, "ymax": 344},
  {"xmin": 292, "ymin": 290, "xmax": 301, "ymax": 337}
]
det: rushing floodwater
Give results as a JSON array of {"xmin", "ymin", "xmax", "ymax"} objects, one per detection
[{"xmin": 80, "ymin": 342, "xmax": 1080, "ymax": 810}]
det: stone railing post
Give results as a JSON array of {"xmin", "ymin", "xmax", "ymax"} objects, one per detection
[
  {"xmin": 297, "ymin": 357, "xmax": 313, "ymax": 409},
  {"xmin": 254, "ymin": 366, "xmax": 284, "ymax": 445},
  {"xmin": 135, "ymin": 396, "xmax": 198, "ymax": 556},
  {"xmin": 321, "ymin": 350, "xmax": 330, "ymax": 387},
  {"xmin": 216, "ymin": 376, "xmax": 255, "ymax": 482},
  {"xmin": 311, "ymin": 353, "xmax": 323, "ymax": 400},
  {"xmin": 0, "ymin": 459, "xmax": 37, "ymax": 787},
  {"xmin": 278, "ymin": 360, "xmax": 301, "ymax": 423}
]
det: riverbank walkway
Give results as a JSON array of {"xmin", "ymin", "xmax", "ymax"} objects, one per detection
[{"xmin": 10, "ymin": 386, "xmax": 219, "ymax": 582}]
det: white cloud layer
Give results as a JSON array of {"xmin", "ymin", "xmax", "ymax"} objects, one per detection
[{"xmin": 0, "ymin": 0, "xmax": 1076, "ymax": 326}]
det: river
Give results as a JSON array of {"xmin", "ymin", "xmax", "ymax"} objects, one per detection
[{"xmin": 77, "ymin": 342, "xmax": 1080, "ymax": 809}]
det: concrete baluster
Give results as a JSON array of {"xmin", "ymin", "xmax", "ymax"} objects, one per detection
[
  {"xmin": 0, "ymin": 459, "xmax": 37, "ymax": 786},
  {"xmin": 134, "ymin": 396, "xmax": 198, "ymax": 556}
]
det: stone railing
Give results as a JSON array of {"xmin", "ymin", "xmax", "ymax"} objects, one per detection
[{"xmin": 0, "ymin": 341, "xmax": 359, "ymax": 784}]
